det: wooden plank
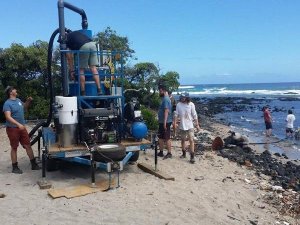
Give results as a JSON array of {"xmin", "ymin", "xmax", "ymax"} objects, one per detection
[
  {"xmin": 48, "ymin": 179, "xmax": 115, "ymax": 199},
  {"xmin": 49, "ymin": 143, "xmax": 87, "ymax": 153},
  {"xmin": 137, "ymin": 163, "xmax": 175, "ymax": 181},
  {"xmin": 121, "ymin": 138, "xmax": 151, "ymax": 146}
]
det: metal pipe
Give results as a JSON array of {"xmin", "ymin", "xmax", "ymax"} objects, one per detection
[
  {"xmin": 57, "ymin": 0, "xmax": 89, "ymax": 96},
  {"xmin": 63, "ymin": 1, "xmax": 88, "ymax": 29},
  {"xmin": 154, "ymin": 134, "xmax": 158, "ymax": 171},
  {"xmin": 57, "ymin": 0, "xmax": 68, "ymax": 96}
]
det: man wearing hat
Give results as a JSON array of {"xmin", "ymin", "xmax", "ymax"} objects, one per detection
[
  {"xmin": 3, "ymin": 86, "xmax": 40, "ymax": 174},
  {"xmin": 173, "ymin": 92, "xmax": 200, "ymax": 163}
]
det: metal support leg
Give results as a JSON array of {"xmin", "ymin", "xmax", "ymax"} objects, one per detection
[
  {"xmin": 37, "ymin": 147, "xmax": 52, "ymax": 189},
  {"xmin": 154, "ymin": 135, "xmax": 158, "ymax": 171},
  {"xmin": 90, "ymin": 152, "xmax": 96, "ymax": 187},
  {"xmin": 108, "ymin": 172, "xmax": 112, "ymax": 189},
  {"xmin": 42, "ymin": 147, "xmax": 46, "ymax": 178},
  {"xmin": 38, "ymin": 133, "xmax": 41, "ymax": 159},
  {"xmin": 117, "ymin": 170, "xmax": 120, "ymax": 188}
]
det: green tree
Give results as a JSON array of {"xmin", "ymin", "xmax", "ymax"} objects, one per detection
[
  {"xmin": 124, "ymin": 62, "xmax": 160, "ymax": 107},
  {"xmin": 159, "ymin": 71, "xmax": 180, "ymax": 92},
  {"xmin": 0, "ymin": 41, "xmax": 50, "ymax": 121},
  {"xmin": 94, "ymin": 27, "xmax": 136, "ymax": 64}
]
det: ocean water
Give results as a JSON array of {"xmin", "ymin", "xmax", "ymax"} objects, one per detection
[
  {"xmin": 177, "ymin": 82, "xmax": 300, "ymax": 159},
  {"xmin": 178, "ymin": 82, "xmax": 300, "ymax": 97}
]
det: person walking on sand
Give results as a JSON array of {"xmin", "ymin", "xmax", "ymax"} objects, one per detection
[
  {"xmin": 286, "ymin": 109, "xmax": 296, "ymax": 138},
  {"xmin": 263, "ymin": 106, "xmax": 272, "ymax": 137},
  {"xmin": 3, "ymin": 86, "xmax": 40, "ymax": 174},
  {"xmin": 157, "ymin": 84, "xmax": 173, "ymax": 159},
  {"xmin": 173, "ymin": 92, "xmax": 200, "ymax": 164}
]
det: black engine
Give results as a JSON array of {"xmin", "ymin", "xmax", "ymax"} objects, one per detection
[{"xmin": 79, "ymin": 108, "xmax": 120, "ymax": 144}]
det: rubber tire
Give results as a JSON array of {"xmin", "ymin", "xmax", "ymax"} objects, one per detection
[
  {"xmin": 94, "ymin": 144, "xmax": 126, "ymax": 163},
  {"xmin": 129, "ymin": 151, "xmax": 140, "ymax": 162}
]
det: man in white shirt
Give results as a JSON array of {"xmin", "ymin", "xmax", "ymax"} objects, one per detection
[
  {"xmin": 173, "ymin": 92, "xmax": 200, "ymax": 163},
  {"xmin": 286, "ymin": 109, "xmax": 296, "ymax": 138}
]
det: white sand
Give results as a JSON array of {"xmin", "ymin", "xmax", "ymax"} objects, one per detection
[{"xmin": 0, "ymin": 125, "xmax": 295, "ymax": 225}]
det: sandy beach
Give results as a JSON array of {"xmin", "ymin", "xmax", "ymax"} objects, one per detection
[{"xmin": 0, "ymin": 121, "xmax": 298, "ymax": 225}]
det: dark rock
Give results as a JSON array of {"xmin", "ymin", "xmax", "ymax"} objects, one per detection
[{"xmin": 274, "ymin": 152, "xmax": 281, "ymax": 157}]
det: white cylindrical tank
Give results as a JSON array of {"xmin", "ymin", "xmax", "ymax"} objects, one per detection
[{"xmin": 56, "ymin": 96, "xmax": 78, "ymax": 124}]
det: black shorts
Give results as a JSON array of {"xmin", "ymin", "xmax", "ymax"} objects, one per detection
[
  {"xmin": 158, "ymin": 123, "xmax": 172, "ymax": 140},
  {"xmin": 286, "ymin": 128, "xmax": 293, "ymax": 133},
  {"xmin": 265, "ymin": 121, "xmax": 272, "ymax": 130}
]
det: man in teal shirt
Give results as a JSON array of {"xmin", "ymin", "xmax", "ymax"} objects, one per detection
[{"xmin": 157, "ymin": 84, "xmax": 173, "ymax": 159}]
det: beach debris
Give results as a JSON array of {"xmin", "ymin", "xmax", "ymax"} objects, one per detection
[
  {"xmin": 0, "ymin": 193, "xmax": 6, "ymax": 198},
  {"xmin": 272, "ymin": 185, "xmax": 284, "ymax": 192},
  {"xmin": 244, "ymin": 178, "xmax": 251, "ymax": 184},
  {"xmin": 211, "ymin": 136, "xmax": 224, "ymax": 150},
  {"xmin": 249, "ymin": 220, "xmax": 258, "ymax": 225},
  {"xmin": 227, "ymin": 215, "xmax": 241, "ymax": 221},
  {"xmin": 244, "ymin": 160, "xmax": 253, "ymax": 167},
  {"xmin": 224, "ymin": 131, "xmax": 249, "ymax": 148},
  {"xmin": 259, "ymin": 181, "xmax": 272, "ymax": 191},
  {"xmin": 262, "ymin": 189, "xmax": 300, "ymax": 218},
  {"xmin": 137, "ymin": 163, "xmax": 175, "ymax": 181},
  {"xmin": 194, "ymin": 176, "xmax": 204, "ymax": 181},
  {"xmin": 222, "ymin": 176, "xmax": 234, "ymax": 183}
]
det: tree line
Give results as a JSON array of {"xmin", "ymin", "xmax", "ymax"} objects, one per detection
[{"xmin": 0, "ymin": 27, "xmax": 180, "ymax": 124}]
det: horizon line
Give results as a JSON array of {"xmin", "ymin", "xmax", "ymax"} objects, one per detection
[{"xmin": 179, "ymin": 81, "xmax": 300, "ymax": 86}]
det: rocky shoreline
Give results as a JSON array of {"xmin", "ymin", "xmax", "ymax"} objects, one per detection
[{"xmin": 190, "ymin": 96, "xmax": 300, "ymax": 220}]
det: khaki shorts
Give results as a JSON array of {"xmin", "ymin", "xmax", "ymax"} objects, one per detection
[
  {"xmin": 179, "ymin": 129, "xmax": 194, "ymax": 141},
  {"xmin": 78, "ymin": 42, "xmax": 98, "ymax": 68}
]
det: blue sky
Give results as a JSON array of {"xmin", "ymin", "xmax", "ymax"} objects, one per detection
[{"xmin": 1, "ymin": 0, "xmax": 300, "ymax": 85}]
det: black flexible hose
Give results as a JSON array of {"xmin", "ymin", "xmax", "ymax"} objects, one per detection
[
  {"xmin": 247, "ymin": 139, "xmax": 286, "ymax": 145},
  {"xmin": 30, "ymin": 28, "xmax": 60, "ymax": 145}
]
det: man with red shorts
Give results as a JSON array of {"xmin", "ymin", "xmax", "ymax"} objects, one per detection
[
  {"xmin": 263, "ymin": 106, "xmax": 273, "ymax": 137},
  {"xmin": 3, "ymin": 86, "xmax": 40, "ymax": 174}
]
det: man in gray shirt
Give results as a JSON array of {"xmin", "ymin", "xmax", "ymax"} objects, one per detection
[{"xmin": 3, "ymin": 86, "xmax": 40, "ymax": 174}]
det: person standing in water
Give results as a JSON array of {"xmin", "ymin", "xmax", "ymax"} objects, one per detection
[
  {"xmin": 263, "ymin": 106, "xmax": 272, "ymax": 137},
  {"xmin": 285, "ymin": 109, "xmax": 296, "ymax": 138}
]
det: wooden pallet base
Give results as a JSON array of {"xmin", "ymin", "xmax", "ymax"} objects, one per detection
[{"xmin": 48, "ymin": 179, "xmax": 115, "ymax": 199}]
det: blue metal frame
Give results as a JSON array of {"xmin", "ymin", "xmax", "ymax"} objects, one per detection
[
  {"xmin": 39, "ymin": 48, "xmax": 152, "ymax": 186},
  {"xmin": 60, "ymin": 151, "xmax": 133, "ymax": 171}
]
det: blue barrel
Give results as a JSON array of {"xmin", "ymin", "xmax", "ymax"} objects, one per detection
[
  {"xmin": 77, "ymin": 29, "xmax": 93, "ymax": 38},
  {"xmin": 131, "ymin": 122, "xmax": 148, "ymax": 139},
  {"xmin": 69, "ymin": 81, "xmax": 99, "ymax": 96}
]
